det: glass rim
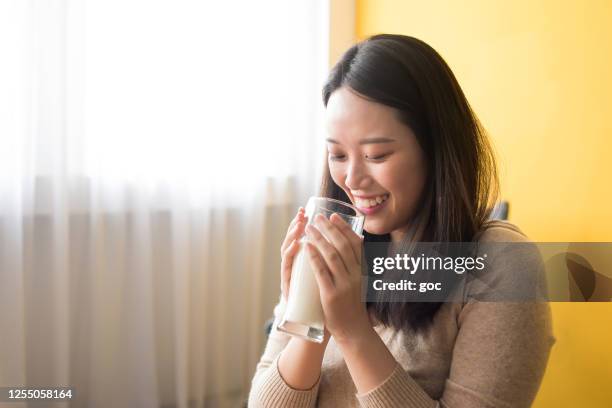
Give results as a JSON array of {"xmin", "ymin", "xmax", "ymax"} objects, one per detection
[{"xmin": 309, "ymin": 196, "xmax": 364, "ymax": 219}]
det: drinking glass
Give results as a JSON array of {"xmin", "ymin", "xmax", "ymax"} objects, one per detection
[{"xmin": 277, "ymin": 197, "xmax": 365, "ymax": 343}]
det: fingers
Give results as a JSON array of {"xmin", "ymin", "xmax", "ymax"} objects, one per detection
[
  {"xmin": 280, "ymin": 238, "xmax": 301, "ymax": 300},
  {"xmin": 306, "ymin": 242, "xmax": 335, "ymax": 295},
  {"xmin": 329, "ymin": 213, "xmax": 363, "ymax": 264},
  {"xmin": 286, "ymin": 207, "xmax": 305, "ymax": 235},
  {"xmin": 306, "ymin": 214, "xmax": 361, "ymax": 276},
  {"xmin": 280, "ymin": 207, "xmax": 306, "ymax": 256},
  {"xmin": 288, "ymin": 207, "xmax": 305, "ymax": 233},
  {"xmin": 305, "ymin": 220, "xmax": 353, "ymax": 281}
]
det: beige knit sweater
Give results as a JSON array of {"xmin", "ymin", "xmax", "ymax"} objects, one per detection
[{"xmin": 248, "ymin": 221, "xmax": 555, "ymax": 407}]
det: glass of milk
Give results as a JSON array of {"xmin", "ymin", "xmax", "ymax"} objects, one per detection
[{"xmin": 278, "ymin": 197, "xmax": 365, "ymax": 343}]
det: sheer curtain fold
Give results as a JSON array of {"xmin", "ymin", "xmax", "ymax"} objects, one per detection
[{"xmin": 0, "ymin": 1, "xmax": 328, "ymax": 407}]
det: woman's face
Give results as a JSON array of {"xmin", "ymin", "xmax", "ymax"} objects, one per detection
[{"xmin": 325, "ymin": 87, "xmax": 428, "ymax": 240}]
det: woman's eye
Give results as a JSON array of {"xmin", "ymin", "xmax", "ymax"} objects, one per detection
[
  {"xmin": 366, "ymin": 153, "xmax": 390, "ymax": 161},
  {"xmin": 328, "ymin": 152, "xmax": 390, "ymax": 162},
  {"xmin": 328, "ymin": 154, "xmax": 346, "ymax": 161}
]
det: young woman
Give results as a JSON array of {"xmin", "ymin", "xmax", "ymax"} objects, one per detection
[{"xmin": 248, "ymin": 34, "xmax": 554, "ymax": 408}]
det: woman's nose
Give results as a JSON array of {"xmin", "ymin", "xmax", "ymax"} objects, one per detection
[{"xmin": 344, "ymin": 160, "xmax": 369, "ymax": 190}]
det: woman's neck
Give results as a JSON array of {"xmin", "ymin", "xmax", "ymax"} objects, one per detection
[
  {"xmin": 390, "ymin": 219, "xmax": 425, "ymax": 243},
  {"xmin": 390, "ymin": 229, "xmax": 407, "ymax": 243}
]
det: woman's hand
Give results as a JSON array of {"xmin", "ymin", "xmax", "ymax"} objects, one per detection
[
  {"xmin": 279, "ymin": 207, "xmax": 307, "ymax": 302},
  {"xmin": 304, "ymin": 214, "xmax": 400, "ymax": 395},
  {"xmin": 305, "ymin": 213, "xmax": 373, "ymax": 345}
]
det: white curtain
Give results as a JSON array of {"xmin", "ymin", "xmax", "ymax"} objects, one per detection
[{"xmin": 0, "ymin": 1, "xmax": 329, "ymax": 407}]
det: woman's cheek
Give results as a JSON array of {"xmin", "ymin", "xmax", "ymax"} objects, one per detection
[
  {"xmin": 372, "ymin": 162, "xmax": 398, "ymax": 193},
  {"xmin": 329, "ymin": 166, "xmax": 345, "ymax": 189}
]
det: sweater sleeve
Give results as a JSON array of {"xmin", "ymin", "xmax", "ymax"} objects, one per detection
[
  {"xmin": 356, "ymin": 234, "xmax": 555, "ymax": 408},
  {"xmin": 439, "ymin": 301, "xmax": 554, "ymax": 407},
  {"xmin": 356, "ymin": 362, "xmax": 439, "ymax": 408},
  {"xmin": 248, "ymin": 295, "xmax": 321, "ymax": 407}
]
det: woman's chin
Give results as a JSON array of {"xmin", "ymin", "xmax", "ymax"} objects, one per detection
[{"xmin": 364, "ymin": 223, "xmax": 390, "ymax": 237}]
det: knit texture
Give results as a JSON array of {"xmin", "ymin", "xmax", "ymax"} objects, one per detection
[{"xmin": 248, "ymin": 220, "xmax": 555, "ymax": 407}]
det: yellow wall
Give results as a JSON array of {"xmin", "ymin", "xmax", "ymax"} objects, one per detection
[{"xmin": 356, "ymin": 0, "xmax": 612, "ymax": 406}]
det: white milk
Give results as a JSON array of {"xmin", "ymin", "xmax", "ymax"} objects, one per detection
[{"xmin": 282, "ymin": 240, "xmax": 324, "ymax": 331}]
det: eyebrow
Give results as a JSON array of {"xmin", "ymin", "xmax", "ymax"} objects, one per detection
[{"xmin": 325, "ymin": 137, "xmax": 396, "ymax": 145}]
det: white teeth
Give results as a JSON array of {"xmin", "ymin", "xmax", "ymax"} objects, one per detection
[{"xmin": 355, "ymin": 194, "xmax": 389, "ymax": 208}]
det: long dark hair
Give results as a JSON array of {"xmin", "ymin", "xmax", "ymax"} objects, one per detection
[{"xmin": 320, "ymin": 34, "xmax": 500, "ymax": 332}]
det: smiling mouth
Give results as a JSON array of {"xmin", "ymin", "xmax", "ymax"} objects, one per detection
[{"xmin": 353, "ymin": 193, "xmax": 389, "ymax": 209}]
